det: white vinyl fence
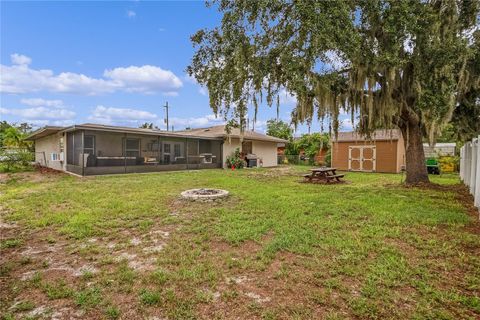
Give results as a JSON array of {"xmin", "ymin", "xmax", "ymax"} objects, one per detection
[{"xmin": 460, "ymin": 135, "xmax": 480, "ymax": 213}]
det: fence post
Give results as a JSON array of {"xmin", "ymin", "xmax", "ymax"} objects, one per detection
[
  {"xmin": 471, "ymin": 138, "xmax": 478, "ymax": 196},
  {"xmin": 465, "ymin": 142, "xmax": 472, "ymax": 187},
  {"xmin": 459, "ymin": 146, "xmax": 464, "ymax": 181},
  {"xmin": 475, "ymin": 136, "xmax": 480, "ymax": 210}
]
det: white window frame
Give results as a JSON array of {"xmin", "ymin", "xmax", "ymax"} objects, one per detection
[
  {"xmin": 84, "ymin": 135, "xmax": 95, "ymax": 155},
  {"xmin": 124, "ymin": 138, "xmax": 140, "ymax": 157},
  {"xmin": 51, "ymin": 153, "xmax": 62, "ymax": 161},
  {"xmin": 174, "ymin": 144, "xmax": 181, "ymax": 157}
]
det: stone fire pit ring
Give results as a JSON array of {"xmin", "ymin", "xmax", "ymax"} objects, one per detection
[{"xmin": 181, "ymin": 188, "xmax": 229, "ymax": 201}]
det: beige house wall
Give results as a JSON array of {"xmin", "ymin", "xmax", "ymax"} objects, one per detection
[
  {"xmin": 85, "ymin": 131, "xmax": 124, "ymax": 157},
  {"xmin": 222, "ymin": 138, "xmax": 240, "ymax": 168},
  {"xmin": 252, "ymin": 140, "xmax": 278, "ymax": 167},
  {"xmin": 34, "ymin": 133, "xmax": 64, "ymax": 171},
  {"xmin": 222, "ymin": 138, "xmax": 278, "ymax": 168}
]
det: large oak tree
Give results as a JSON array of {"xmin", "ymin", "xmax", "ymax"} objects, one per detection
[{"xmin": 188, "ymin": 0, "xmax": 479, "ymax": 184}]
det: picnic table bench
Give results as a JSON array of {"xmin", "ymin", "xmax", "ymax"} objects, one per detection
[{"xmin": 303, "ymin": 167, "xmax": 345, "ymax": 183}]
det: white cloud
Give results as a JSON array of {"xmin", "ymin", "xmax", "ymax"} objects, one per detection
[
  {"xmin": 183, "ymin": 74, "xmax": 197, "ymax": 84},
  {"xmin": 169, "ymin": 114, "xmax": 224, "ymax": 128},
  {"xmin": 0, "ymin": 98, "xmax": 76, "ymax": 127},
  {"xmin": 167, "ymin": 114, "xmax": 269, "ymax": 132},
  {"xmin": 104, "ymin": 65, "xmax": 183, "ymax": 94},
  {"xmin": 127, "ymin": 10, "xmax": 136, "ymax": 18},
  {"xmin": 324, "ymin": 50, "xmax": 348, "ymax": 71},
  {"xmin": 184, "ymin": 74, "xmax": 210, "ymax": 97},
  {"xmin": 339, "ymin": 118, "xmax": 354, "ymax": 131},
  {"xmin": 0, "ymin": 106, "xmax": 75, "ymax": 120},
  {"xmin": 11, "ymin": 53, "xmax": 32, "ymax": 65},
  {"xmin": 279, "ymin": 89, "xmax": 297, "ymax": 105},
  {"xmin": 20, "ymin": 98, "xmax": 64, "ymax": 107},
  {"xmin": 88, "ymin": 105, "xmax": 158, "ymax": 125},
  {"xmin": 1, "ymin": 54, "xmax": 183, "ymax": 95},
  {"xmin": 28, "ymin": 119, "xmax": 75, "ymax": 127}
]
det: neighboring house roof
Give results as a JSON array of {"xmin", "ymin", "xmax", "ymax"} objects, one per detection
[
  {"xmin": 333, "ymin": 129, "xmax": 402, "ymax": 142},
  {"xmin": 422, "ymin": 142, "xmax": 456, "ymax": 148},
  {"xmin": 26, "ymin": 123, "xmax": 288, "ymax": 143}
]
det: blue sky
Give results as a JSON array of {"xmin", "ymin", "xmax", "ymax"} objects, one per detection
[{"xmin": 0, "ymin": 1, "xmax": 352, "ymax": 134}]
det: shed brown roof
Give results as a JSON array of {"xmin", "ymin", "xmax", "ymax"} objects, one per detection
[{"xmin": 333, "ymin": 129, "xmax": 402, "ymax": 142}]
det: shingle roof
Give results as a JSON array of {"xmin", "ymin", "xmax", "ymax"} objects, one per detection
[
  {"xmin": 26, "ymin": 123, "xmax": 288, "ymax": 143},
  {"xmin": 333, "ymin": 129, "xmax": 402, "ymax": 142},
  {"xmin": 24, "ymin": 126, "xmax": 65, "ymax": 140},
  {"xmin": 175, "ymin": 125, "xmax": 288, "ymax": 143}
]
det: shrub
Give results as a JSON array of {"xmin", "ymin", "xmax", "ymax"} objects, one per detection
[
  {"xmin": 225, "ymin": 148, "xmax": 246, "ymax": 169},
  {"xmin": 0, "ymin": 148, "xmax": 34, "ymax": 173},
  {"xmin": 438, "ymin": 155, "xmax": 459, "ymax": 172}
]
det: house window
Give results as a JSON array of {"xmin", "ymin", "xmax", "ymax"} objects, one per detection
[
  {"xmin": 148, "ymin": 140, "xmax": 161, "ymax": 152},
  {"xmin": 199, "ymin": 140, "xmax": 211, "ymax": 153},
  {"xmin": 164, "ymin": 143, "xmax": 171, "ymax": 154},
  {"xmin": 59, "ymin": 137, "xmax": 64, "ymax": 153},
  {"xmin": 124, "ymin": 138, "xmax": 140, "ymax": 157},
  {"xmin": 242, "ymin": 141, "xmax": 253, "ymax": 154},
  {"xmin": 84, "ymin": 135, "xmax": 95, "ymax": 155},
  {"xmin": 163, "ymin": 154, "xmax": 171, "ymax": 163},
  {"xmin": 51, "ymin": 153, "xmax": 62, "ymax": 161},
  {"xmin": 174, "ymin": 144, "xmax": 181, "ymax": 157}
]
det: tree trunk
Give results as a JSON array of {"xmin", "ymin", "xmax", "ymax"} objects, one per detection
[{"xmin": 399, "ymin": 118, "xmax": 430, "ymax": 184}]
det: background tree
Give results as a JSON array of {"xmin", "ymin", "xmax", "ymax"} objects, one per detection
[
  {"xmin": 451, "ymin": 31, "xmax": 480, "ymax": 142},
  {"xmin": 435, "ymin": 124, "xmax": 457, "ymax": 143},
  {"xmin": 0, "ymin": 121, "xmax": 12, "ymax": 148},
  {"xmin": 140, "ymin": 122, "xmax": 154, "ymax": 129},
  {"xmin": 266, "ymin": 119, "xmax": 293, "ymax": 141},
  {"xmin": 189, "ymin": 0, "xmax": 479, "ymax": 184},
  {"xmin": 2, "ymin": 126, "xmax": 31, "ymax": 149},
  {"xmin": 0, "ymin": 121, "xmax": 32, "ymax": 149}
]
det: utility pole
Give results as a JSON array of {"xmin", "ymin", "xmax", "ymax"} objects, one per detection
[{"xmin": 164, "ymin": 101, "xmax": 169, "ymax": 131}]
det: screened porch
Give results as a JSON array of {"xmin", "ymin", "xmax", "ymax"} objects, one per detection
[{"xmin": 65, "ymin": 130, "xmax": 223, "ymax": 175}]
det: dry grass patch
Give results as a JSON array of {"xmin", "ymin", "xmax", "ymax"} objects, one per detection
[{"xmin": 0, "ymin": 168, "xmax": 479, "ymax": 319}]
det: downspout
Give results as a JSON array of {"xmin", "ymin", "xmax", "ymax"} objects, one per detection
[
  {"xmin": 186, "ymin": 137, "xmax": 189, "ymax": 170},
  {"xmin": 220, "ymin": 140, "xmax": 224, "ymax": 169},
  {"xmin": 81, "ymin": 130, "xmax": 85, "ymax": 176},
  {"xmin": 157, "ymin": 136, "xmax": 160, "ymax": 168},
  {"xmin": 124, "ymin": 133, "xmax": 127, "ymax": 174}
]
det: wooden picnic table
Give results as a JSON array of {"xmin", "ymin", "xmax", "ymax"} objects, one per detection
[{"xmin": 303, "ymin": 167, "xmax": 345, "ymax": 183}]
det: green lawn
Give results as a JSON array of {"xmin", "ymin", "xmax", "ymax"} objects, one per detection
[{"xmin": 0, "ymin": 167, "xmax": 479, "ymax": 319}]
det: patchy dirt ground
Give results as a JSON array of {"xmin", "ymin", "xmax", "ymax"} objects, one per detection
[{"xmin": 1, "ymin": 169, "xmax": 479, "ymax": 319}]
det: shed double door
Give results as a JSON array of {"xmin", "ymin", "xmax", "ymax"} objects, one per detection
[{"xmin": 348, "ymin": 146, "xmax": 376, "ymax": 172}]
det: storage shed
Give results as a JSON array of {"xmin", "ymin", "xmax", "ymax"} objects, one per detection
[{"xmin": 332, "ymin": 129, "xmax": 405, "ymax": 173}]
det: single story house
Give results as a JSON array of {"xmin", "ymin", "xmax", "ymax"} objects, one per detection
[
  {"xmin": 331, "ymin": 129, "xmax": 405, "ymax": 173},
  {"xmin": 26, "ymin": 123, "xmax": 287, "ymax": 176}
]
